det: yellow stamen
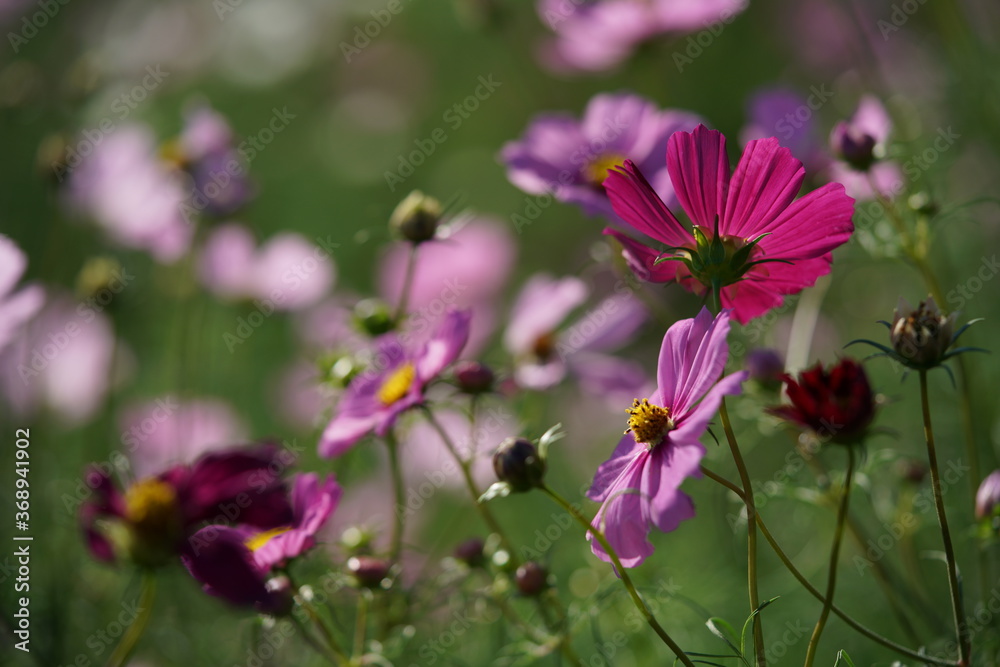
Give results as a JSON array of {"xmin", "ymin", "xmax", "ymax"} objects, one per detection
[
  {"xmin": 125, "ymin": 478, "xmax": 179, "ymax": 527},
  {"xmin": 246, "ymin": 526, "xmax": 292, "ymax": 552},
  {"xmin": 625, "ymin": 398, "xmax": 674, "ymax": 446},
  {"xmin": 377, "ymin": 362, "xmax": 416, "ymax": 406},
  {"xmin": 584, "ymin": 153, "xmax": 627, "ymax": 187}
]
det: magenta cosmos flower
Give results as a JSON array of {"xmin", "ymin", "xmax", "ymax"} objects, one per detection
[
  {"xmin": 605, "ymin": 125, "xmax": 855, "ymax": 324},
  {"xmin": 182, "ymin": 473, "xmax": 341, "ymax": 611},
  {"xmin": 587, "ymin": 308, "xmax": 746, "ymax": 567},
  {"xmin": 318, "ymin": 308, "xmax": 472, "ymax": 457},
  {"xmin": 80, "ymin": 445, "xmax": 293, "ymax": 569},
  {"xmin": 501, "ymin": 93, "xmax": 703, "ymax": 220}
]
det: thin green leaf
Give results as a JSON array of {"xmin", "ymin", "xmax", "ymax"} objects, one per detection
[
  {"xmin": 834, "ymin": 649, "xmax": 856, "ymax": 667},
  {"xmin": 706, "ymin": 618, "xmax": 748, "ymax": 665},
  {"xmin": 478, "ymin": 482, "xmax": 511, "ymax": 503}
]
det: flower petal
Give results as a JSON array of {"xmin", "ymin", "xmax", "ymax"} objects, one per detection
[
  {"xmin": 721, "ymin": 137, "xmax": 804, "ymax": 238},
  {"xmin": 657, "ymin": 308, "xmax": 733, "ymax": 416},
  {"xmin": 605, "ymin": 161, "xmax": 691, "ymax": 247},
  {"xmin": 666, "ymin": 125, "xmax": 731, "ymax": 228}
]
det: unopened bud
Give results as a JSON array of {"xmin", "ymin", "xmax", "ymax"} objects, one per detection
[
  {"xmin": 353, "ymin": 298, "xmax": 395, "ymax": 336},
  {"xmin": 347, "ymin": 556, "xmax": 391, "ymax": 589},
  {"xmin": 390, "ymin": 191, "xmax": 441, "ymax": 244},
  {"xmin": 454, "ymin": 361, "xmax": 495, "ymax": 394},
  {"xmin": 492, "ymin": 437, "xmax": 546, "ymax": 492},
  {"xmin": 453, "ymin": 538, "xmax": 486, "ymax": 568},
  {"xmin": 830, "ymin": 121, "xmax": 877, "ymax": 171},
  {"xmin": 515, "ymin": 562, "xmax": 548, "ymax": 596},
  {"xmin": 890, "ymin": 297, "xmax": 955, "ymax": 368}
]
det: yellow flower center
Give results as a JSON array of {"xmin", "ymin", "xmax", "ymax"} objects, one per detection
[
  {"xmin": 584, "ymin": 153, "xmax": 627, "ymax": 187},
  {"xmin": 377, "ymin": 362, "xmax": 416, "ymax": 406},
  {"xmin": 625, "ymin": 398, "xmax": 675, "ymax": 446},
  {"xmin": 125, "ymin": 478, "xmax": 179, "ymax": 528},
  {"xmin": 246, "ymin": 526, "xmax": 292, "ymax": 552}
]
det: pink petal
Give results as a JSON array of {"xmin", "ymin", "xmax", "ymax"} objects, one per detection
[
  {"xmin": 604, "ymin": 161, "xmax": 691, "ymax": 247},
  {"xmin": 642, "ymin": 442, "xmax": 703, "ymax": 533},
  {"xmin": 666, "ymin": 125, "xmax": 731, "ymax": 228},
  {"xmin": 603, "ymin": 229, "xmax": 683, "ymax": 284},
  {"xmin": 319, "ymin": 413, "xmax": 379, "ymax": 458},
  {"xmin": 504, "ymin": 275, "xmax": 586, "ymax": 354},
  {"xmin": 657, "ymin": 308, "xmax": 733, "ymax": 416},
  {"xmin": 721, "ymin": 137, "xmax": 804, "ymax": 239}
]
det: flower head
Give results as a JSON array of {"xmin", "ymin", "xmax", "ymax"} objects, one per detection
[
  {"xmin": 0, "ymin": 235, "xmax": 43, "ymax": 355},
  {"xmin": 976, "ymin": 471, "xmax": 1000, "ymax": 521},
  {"xmin": 501, "ymin": 93, "xmax": 703, "ymax": 219},
  {"xmin": 604, "ymin": 125, "xmax": 855, "ymax": 323},
  {"xmin": 825, "ymin": 96, "xmax": 903, "ymax": 201},
  {"xmin": 767, "ymin": 359, "xmax": 875, "ymax": 445},
  {"xmin": 318, "ymin": 308, "xmax": 472, "ymax": 457},
  {"xmin": 80, "ymin": 445, "xmax": 294, "ymax": 568},
  {"xmin": 587, "ymin": 308, "xmax": 746, "ymax": 567},
  {"xmin": 182, "ymin": 473, "xmax": 341, "ymax": 611}
]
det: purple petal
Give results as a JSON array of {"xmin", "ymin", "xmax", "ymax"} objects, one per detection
[
  {"xmin": 318, "ymin": 412, "xmax": 379, "ymax": 458},
  {"xmin": 504, "ymin": 275, "xmax": 586, "ymax": 355},
  {"xmin": 416, "ymin": 308, "xmax": 472, "ymax": 382},
  {"xmin": 657, "ymin": 308, "xmax": 733, "ymax": 416},
  {"xmin": 642, "ymin": 441, "xmax": 703, "ymax": 533},
  {"xmin": 671, "ymin": 370, "xmax": 748, "ymax": 443},
  {"xmin": 182, "ymin": 527, "xmax": 282, "ymax": 612},
  {"xmin": 587, "ymin": 433, "xmax": 645, "ymax": 502},
  {"xmin": 588, "ymin": 451, "xmax": 653, "ymax": 568}
]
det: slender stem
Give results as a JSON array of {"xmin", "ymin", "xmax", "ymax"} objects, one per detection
[
  {"xmin": 106, "ymin": 573, "xmax": 156, "ymax": 667},
  {"xmin": 920, "ymin": 371, "xmax": 971, "ymax": 665},
  {"xmin": 540, "ymin": 484, "xmax": 696, "ymax": 667},
  {"xmin": 291, "ymin": 613, "xmax": 344, "ymax": 665},
  {"xmin": 804, "ymin": 446, "xmax": 856, "ymax": 667},
  {"xmin": 700, "ymin": 465, "xmax": 961, "ymax": 667},
  {"xmin": 384, "ymin": 433, "xmax": 405, "ymax": 564},
  {"xmin": 420, "ymin": 406, "xmax": 519, "ymax": 562},
  {"xmin": 718, "ymin": 397, "xmax": 766, "ymax": 666},
  {"xmin": 353, "ymin": 591, "xmax": 370, "ymax": 661},
  {"xmin": 300, "ymin": 595, "xmax": 349, "ymax": 662},
  {"xmin": 392, "ymin": 244, "xmax": 419, "ymax": 323}
]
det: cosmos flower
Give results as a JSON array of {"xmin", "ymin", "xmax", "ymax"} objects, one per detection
[
  {"xmin": 177, "ymin": 105, "xmax": 254, "ymax": 217},
  {"xmin": 0, "ymin": 235, "xmax": 44, "ymax": 355},
  {"xmin": 80, "ymin": 445, "xmax": 294, "ymax": 569},
  {"xmin": 182, "ymin": 473, "xmax": 341, "ymax": 612},
  {"xmin": 587, "ymin": 308, "xmax": 746, "ymax": 567},
  {"xmin": 318, "ymin": 308, "xmax": 471, "ymax": 457},
  {"xmin": 504, "ymin": 274, "xmax": 648, "ymax": 399},
  {"xmin": 501, "ymin": 93, "xmax": 703, "ymax": 220},
  {"xmin": 739, "ymin": 87, "xmax": 831, "ymax": 176},
  {"xmin": 767, "ymin": 358, "xmax": 875, "ymax": 445},
  {"xmin": 604, "ymin": 125, "xmax": 855, "ymax": 323},
  {"xmin": 197, "ymin": 223, "xmax": 336, "ymax": 310},
  {"xmin": 536, "ymin": 0, "xmax": 748, "ymax": 73},
  {"xmin": 826, "ymin": 96, "xmax": 903, "ymax": 201}
]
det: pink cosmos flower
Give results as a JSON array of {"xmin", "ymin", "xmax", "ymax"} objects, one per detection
[
  {"xmin": 318, "ymin": 308, "xmax": 472, "ymax": 457},
  {"xmin": 739, "ymin": 87, "xmax": 831, "ymax": 176},
  {"xmin": 179, "ymin": 105, "xmax": 254, "ymax": 217},
  {"xmin": 198, "ymin": 223, "xmax": 335, "ymax": 311},
  {"xmin": 587, "ymin": 308, "xmax": 746, "ymax": 567},
  {"xmin": 66, "ymin": 126, "xmax": 193, "ymax": 263},
  {"xmin": 604, "ymin": 125, "xmax": 855, "ymax": 324},
  {"xmin": 826, "ymin": 96, "xmax": 904, "ymax": 201},
  {"xmin": 501, "ymin": 93, "xmax": 703, "ymax": 220},
  {"xmin": 182, "ymin": 473, "xmax": 341, "ymax": 611},
  {"xmin": 378, "ymin": 217, "xmax": 514, "ymax": 354},
  {"xmin": 537, "ymin": 0, "xmax": 748, "ymax": 73},
  {"xmin": 0, "ymin": 235, "xmax": 44, "ymax": 354},
  {"xmin": 119, "ymin": 397, "xmax": 248, "ymax": 479},
  {"xmin": 504, "ymin": 274, "xmax": 648, "ymax": 398}
]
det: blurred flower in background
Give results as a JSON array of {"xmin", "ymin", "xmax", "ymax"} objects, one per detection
[{"xmin": 0, "ymin": 234, "xmax": 44, "ymax": 354}]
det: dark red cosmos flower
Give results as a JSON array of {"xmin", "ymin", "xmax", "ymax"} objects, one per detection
[
  {"xmin": 767, "ymin": 359, "xmax": 875, "ymax": 445},
  {"xmin": 80, "ymin": 445, "xmax": 294, "ymax": 569}
]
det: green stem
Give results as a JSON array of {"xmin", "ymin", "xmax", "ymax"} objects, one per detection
[
  {"xmin": 106, "ymin": 573, "xmax": 156, "ymax": 667},
  {"xmin": 540, "ymin": 484, "xmax": 696, "ymax": 667},
  {"xmin": 804, "ymin": 446, "xmax": 856, "ymax": 667},
  {"xmin": 353, "ymin": 591, "xmax": 369, "ymax": 661},
  {"xmin": 719, "ymin": 397, "xmax": 766, "ymax": 666},
  {"xmin": 920, "ymin": 371, "xmax": 971, "ymax": 665},
  {"xmin": 392, "ymin": 244, "xmax": 419, "ymax": 324},
  {"xmin": 300, "ymin": 594, "xmax": 349, "ymax": 663},
  {"xmin": 384, "ymin": 433, "xmax": 406, "ymax": 564},
  {"xmin": 420, "ymin": 406, "xmax": 519, "ymax": 562},
  {"xmin": 700, "ymin": 465, "xmax": 961, "ymax": 667}
]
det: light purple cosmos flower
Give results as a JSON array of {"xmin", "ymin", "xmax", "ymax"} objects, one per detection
[
  {"xmin": 0, "ymin": 235, "xmax": 44, "ymax": 354},
  {"xmin": 0, "ymin": 294, "xmax": 117, "ymax": 425},
  {"xmin": 378, "ymin": 217, "xmax": 514, "ymax": 354},
  {"xmin": 504, "ymin": 274, "xmax": 649, "ymax": 398},
  {"xmin": 318, "ymin": 308, "xmax": 472, "ymax": 457},
  {"xmin": 179, "ymin": 105, "xmax": 254, "ymax": 217},
  {"xmin": 119, "ymin": 397, "xmax": 248, "ymax": 479},
  {"xmin": 198, "ymin": 223, "xmax": 336, "ymax": 311},
  {"xmin": 66, "ymin": 126, "xmax": 193, "ymax": 263},
  {"xmin": 740, "ymin": 87, "xmax": 831, "ymax": 176},
  {"xmin": 182, "ymin": 473, "xmax": 341, "ymax": 612},
  {"xmin": 826, "ymin": 96, "xmax": 903, "ymax": 201},
  {"xmin": 501, "ymin": 93, "xmax": 703, "ymax": 220},
  {"xmin": 587, "ymin": 308, "xmax": 746, "ymax": 568},
  {"xmin": 537, "ymin": 0, "xmax": 747, "ymax": 73}
]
